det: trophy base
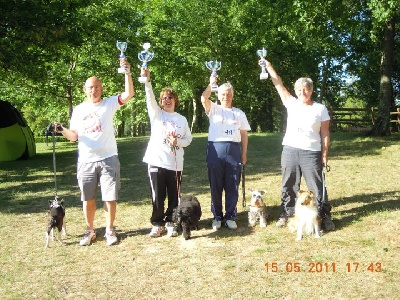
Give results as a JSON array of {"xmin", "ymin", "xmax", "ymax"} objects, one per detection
[
  {"xmin": 211, "ymin": 84, "xmax": 219, "ymax": 93},
  {"xmin": 118, "ymin": 67, "xmax": 129, "ymax": 74},
  {"xmin": 138, "ymin": 76, "xmax": 148, "ymax": 83},
  {"xmin": 260, "ymin": 73, "xmax": 269, "ymax": 80}
]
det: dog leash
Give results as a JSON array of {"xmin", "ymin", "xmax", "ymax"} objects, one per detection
[
  {"xmin": 322, "ymin": 164, "xmax": 330, "ymax": 203},
  {"xmin": 241, "ymin": 164, "xmax": 246, "ymax": 208},
  {"xmin": 172, "ymin": 146, "xmax": 182, "ymax": 205},
  {"xmin": 51, "ymin": 128, "xmax": 59, "ymax": 197}
]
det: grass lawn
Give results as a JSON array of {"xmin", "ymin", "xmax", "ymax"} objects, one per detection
[{"xmin": 0, "ymin": 132, "xmax": 399, "ymax": 299}]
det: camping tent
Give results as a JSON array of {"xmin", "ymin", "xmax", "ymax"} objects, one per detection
[{"xmin": 0, "ymin": 100, "xmax": 36, "ymax": 161}]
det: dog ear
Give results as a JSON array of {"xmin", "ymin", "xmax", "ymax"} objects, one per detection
[
  {"xmin": 260, "ymin": 190, "xmax": 266, "ymax": 195},
  {"xmin": 248, "ymin": 188, "xmax": 254, "ymax": 192},
  {"xmin": 48, "ymin": 199, "xmax": 53, "ymax": 206}
]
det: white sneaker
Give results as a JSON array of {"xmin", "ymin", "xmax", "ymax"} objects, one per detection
[
  {"xmin": 79, "ymin": 230, "xmax": 96, "ymax": 246},
  {"xmin": 166, "ymin": 222, "xmax": 178, "ymax": 237},
  {"xmin": 149, "ymin": 226, "xmax": 166, "ymax": 238},
  {"xmin": 212, "ymin": 220, "xmax": 222, "ymax": 230},
  {"xmin": 226, "ymin": 220, "xmax": 237, "ymax": 229},
  {"xmin": 104, "ymin": 231, "xmax": 118, "ymax": 246}
]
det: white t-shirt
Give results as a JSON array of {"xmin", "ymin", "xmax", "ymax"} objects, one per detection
[
  {"xmin": 70, "ymin": 96, "xmax": 121, "ymax": 162},
  {"xmin": 282, "ymin": 96, "xmax": 330, "ymax": 151},
  {"xmin": 142, "ymin": 82, "xmax": 192, "ymax": 171},
  {"xmin": 206, "ymin": 101, "xmax": 251, "ymax": 142}
]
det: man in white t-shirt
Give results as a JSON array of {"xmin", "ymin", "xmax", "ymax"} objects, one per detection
[{"xmin": 54, "ymin": 58, "xmax": 135, "ymax": 246}]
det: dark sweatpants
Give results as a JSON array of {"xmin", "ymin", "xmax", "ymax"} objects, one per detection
[
  {"xmin": 147, "ymin": 165, "xmax": 181, "ymax": 226},
  {"xmin": 206, "ymin": 142, "xmax": 242, "ymax": 221},
  {"xmin": 280, "ymin": 145, "xmax": 331, "ymax": 218}
]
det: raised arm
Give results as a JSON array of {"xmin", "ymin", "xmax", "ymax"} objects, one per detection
[
  {"xmin": 201, "ymin": 75, "xmax": 217, "ymax": 114},
  {"xmin": 259, "ymin": 58, "xmax": 292, "ymax": 104},
  {"xmin": 119, "ymin": 58, "xmax": 135, "ymax": 103}
]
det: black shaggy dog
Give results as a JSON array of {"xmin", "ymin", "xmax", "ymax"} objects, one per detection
[{"xmin": 172, "ymin": 195, "xmax": 202, "ymax": 240}]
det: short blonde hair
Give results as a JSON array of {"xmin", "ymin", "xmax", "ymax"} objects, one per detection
[
  {"xmin": 294, "ymin": 77, "xmax": 313, "ymax": 92},
  {"xmin": 218, "ymin": 82, "xmax": 234, "ymax": 96}
]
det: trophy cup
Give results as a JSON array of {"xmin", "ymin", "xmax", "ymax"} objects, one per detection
[
  {"xmin": 138, "ymin": 42, "xmax": 154, "ymax": 83},
  {"xmin": 205, "ymin": 60, "xmax": 221, "ymax": 92},
  {"xmin": 116, "ymin": 41, "xmax": 129, "ymax": 74},
  {"xmin": 257, "ymin": 47, "xmax": 269, "ymax": 80}
]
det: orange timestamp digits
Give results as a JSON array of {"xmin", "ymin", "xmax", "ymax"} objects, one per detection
[
  {"xmin": 265, "ymin": 262, "xmax": 382, "ymax": 273},
  {"xmin": 346, "ymin": 262, "xmax": 382, "ymax": 272},
  {"xmin": 264, "ymin": 262, "xmax": 336, "ymax": 273}
]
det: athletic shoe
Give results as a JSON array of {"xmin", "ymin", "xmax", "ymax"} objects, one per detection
[
  {"xmin": 79, "ymin": 230, "xmax": 96, "ymax": 246},
  {"xmin": 226, "ymin": 220, "xmax": 237, "ymax": 229},
  {"xmin": 322, "ymin": 216, "xmax": 335, "ymax": 231},
  {"xmin": 149, "ymin": 226, "xmax": 166, "ymax": 238},
  {"xmin": 104, "ymin": 231, "xmax": 118, "ymax": 246},
  {"xmin": 212, "ymin": 219, "xmax": 222, "ymax": 230},
  {"xmin": 166, "ymin": 222, "xmax": 178, "ymax": 237},
  {"xmin": 276, "ymin": 217, "xmax": 288, "ymax": 228}
]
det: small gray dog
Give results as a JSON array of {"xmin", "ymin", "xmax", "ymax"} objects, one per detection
[{"xmin": 248, "ymin": 189, "xmax": 268, "ymax": 227}]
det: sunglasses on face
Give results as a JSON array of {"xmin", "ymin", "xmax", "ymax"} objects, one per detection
[{"xmin": 162, "ymin": 96, "xmax": 174, "ymax": 101}]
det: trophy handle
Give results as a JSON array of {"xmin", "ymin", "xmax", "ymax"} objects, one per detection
[
  {"xmin": 116, "ymin": 41, "xmax": 129, "ymax": 74},
  {"xmin": 259, "ymin": 60, "xmax": 269, "ymax": 80}
]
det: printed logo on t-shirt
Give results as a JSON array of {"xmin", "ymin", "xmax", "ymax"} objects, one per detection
[
  {"xmin": 162, "ymin": 119, "xmax": 182, "ymax": 153},
  {"xmin": 83, "ymin": 112, "xmax": 102, "ymax": 133}
]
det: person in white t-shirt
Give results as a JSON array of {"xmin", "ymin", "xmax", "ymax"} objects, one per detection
[
  {"xmin": 54, "ymin": 58, "xmax": 135, "ymax": 246},
  {"xmin": 258, "ymin": 57, "xmax": 335, "ymax": 231},
  {"xmin": 141, "ymin": 68, "xmax": 193, "ymax": 238},
  {"xmin": 201, "ymin": 76, "xmax": 251, "ymax": 230}
]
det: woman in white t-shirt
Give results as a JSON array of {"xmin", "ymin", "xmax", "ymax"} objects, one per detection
[
  {"xmin": 258, "ymin": 57, "xmax": 335, "ymax": 231},
  {"xmin": 201, "ymin": 76, "xmax": 251, "ymax": 230},
  {"xmin": 141, "ymin": 68, "xmax": 192, "ymax": 238}
]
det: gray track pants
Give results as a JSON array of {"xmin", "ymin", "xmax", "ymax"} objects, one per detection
[{"xmin": 280, "ymin": 145, "xmax": 332, "ymax": 218}]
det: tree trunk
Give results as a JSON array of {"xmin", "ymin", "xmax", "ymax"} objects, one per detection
[
  {"xmin": 66, "ymin": 81, "xmax": 73, "ymax": 121},
  {"xmin": 191, "ymin": 97, "xmax": 197, "ymax": 133},
  {"xmin": 66, "ymin": 52, "xmax": 78, "ymax": 122},
  {"xmin": 319, "ymin": 56, "xmax": 331, "ymax": 105},
  {"xmin": 369, "ymin": 17, "xmax": 395, "ymax": 136}
]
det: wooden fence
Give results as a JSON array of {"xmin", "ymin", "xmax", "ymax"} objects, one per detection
[
  {"xmin": 329, "ymin": 107, "xmax": 400, "ymax": 132},
  {"xmin": 390, "ymin": 108, "xmax": 400, "ymax": 131},
  {"xmin": 329, "ymin": 107, "xmax": 375, "ymax": 132}
]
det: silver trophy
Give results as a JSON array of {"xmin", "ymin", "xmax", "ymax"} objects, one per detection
[
  {"xmin": 138, "ymin": 43, "xmax": 154, "ymax": 83},
  {"xmin": 116, "ymin": 41, "xmax": 129, "ymax": 74},
  {"xmin": 205, "ymin": 60, "xmax": 221, "ymax": 92},
  {"xmin": 257, "ymin": 48, "xmax": 269, "ymax": 80}
]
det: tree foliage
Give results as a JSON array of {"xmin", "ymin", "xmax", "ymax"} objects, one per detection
[{"xmin": 0, "ymin": 0, "xmax": 398, "ymax": 136}]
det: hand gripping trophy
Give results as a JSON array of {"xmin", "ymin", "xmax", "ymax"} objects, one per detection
[
  {"xmin": 116, "ymin": 41, "xmax": 129, "ymax": 74},
  {"xmin": 138, "ymin": 43, "xmax": 154, "ymax": 83},
  {"xmin": 257, "ymin": 48, "xmax": 269, "ymax": 80},
  {"xmin": 205, "ymin": 60, "xmax": 221, "ymax": 92}
]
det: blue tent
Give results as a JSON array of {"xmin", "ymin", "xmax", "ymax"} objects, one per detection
[{"xmin": 0, "ymin": 100, "xmax": 36, "ymax": 161}]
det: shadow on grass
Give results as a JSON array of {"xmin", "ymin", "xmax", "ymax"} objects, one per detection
[
  {"xmin": 329, "ymin": 190, "xmax": 399, "ymax": 230},
  {"xmin": 1, "ymin": 132, "xmax": 399, "ymax": 221}
]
